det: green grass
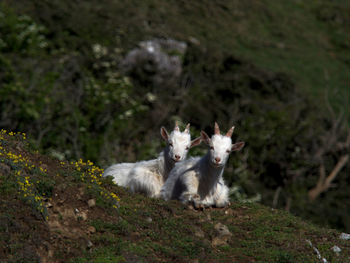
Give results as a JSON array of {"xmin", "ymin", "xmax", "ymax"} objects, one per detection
[
  {"xmin": 1, "ymin": 1, "xmax": 350, "ymax": 261},
  {"xmin": 71, "ymin": 247, "xmax": 126, "ymax": 263},
  {"xmin": 6, "ymin": 0, "xmax": 350, "ymax": 110}
]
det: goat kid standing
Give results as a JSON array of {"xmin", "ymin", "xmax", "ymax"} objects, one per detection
[
  {"xmin": 103, "ymin": 122, "xmax": 201, "ymax": 197},
  {"xmin": 161, "ymin": 122, "xmax": 244, "ymax": 208}
]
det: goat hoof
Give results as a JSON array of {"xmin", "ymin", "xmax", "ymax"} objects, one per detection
[{"xmin": 193, "ymin": 202, "xmax": 205, "ymax": 210}]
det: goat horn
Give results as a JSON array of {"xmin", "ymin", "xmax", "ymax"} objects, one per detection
[
  {"xmin": 184, "ymin": 123, "xmax": 190, "ymax": 133},
  {"xmin": 226, "ymin": 126, "xmax": 235, "ymax": 137},
  {"xmin": 214, "ymin": 122, "xmax": 220, "ymax": 135},
  {"xmin": 174, "ymin": 121, "xmax": 180, "ymax": 131}
]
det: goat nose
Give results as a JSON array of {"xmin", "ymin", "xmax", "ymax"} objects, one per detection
[
  {"xmin": 175, "ymin": 155, "xmax": 180, "ymax": 160},
  {"xmin": 215, "ymin": 157, "xmax": 221, "ymax": 163}
]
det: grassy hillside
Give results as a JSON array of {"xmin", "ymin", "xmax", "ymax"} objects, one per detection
[
  {"xmin": 4, "ymin": 0, "xmax": 350, "ymax": 110},
  {"xmin": 1, "ymin": 0, "xmax": 350, "ymax": 236},
  {"xmin": 1, "ymin": 130, "xmax": 350, "ymax": 262}
]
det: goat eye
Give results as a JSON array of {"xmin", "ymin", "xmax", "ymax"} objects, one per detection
[
  {"xmin": 210, "ymin": 146, "xmax": 214, "ymax": 150},
  {"xmin": 226, "ymin": 149, "xmax": 231, "ymax": 153},
  {"xmin": 185, "ymin": 146, "xmax": 189, "ymax": 150},
  {"xmin": 169, "ymin": 142, "xmax": 173, "ymax": 147}
]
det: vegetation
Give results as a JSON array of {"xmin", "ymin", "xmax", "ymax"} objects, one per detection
[
  {"xmin": 1, "ymin": 130, "xmax": 350, "ymax": 262},
  {"xmin": 1, "ymin": 0, "xmax": 350, "ymax": 237}
]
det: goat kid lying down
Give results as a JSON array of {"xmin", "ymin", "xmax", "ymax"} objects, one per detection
[
  {"xmin": 161, "ymin": 122, "xmax": 245, "ymax": 208},
  {"xmin": 103, "ymin": 122, "xmax": 201, "ymax": 197}
]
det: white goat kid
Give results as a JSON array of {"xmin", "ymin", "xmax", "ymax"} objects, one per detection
[
  {"xmin": 161, "ymin": 122, "xmax": 244, "ymax": 208},
  {"xmin": 103, "ymin": 122, "xmax": 201, "ymax": 198}
]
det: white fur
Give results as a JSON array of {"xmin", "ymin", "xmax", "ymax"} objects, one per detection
[
  {"xmin": 103, "ymin": 125, "xmax": 200, "ymax": 197},
  {"xmin": 161, "ymin": 124, "xmax": 244, "ymax": 208},
  {"xmin": 103, "ymin": 163, "xmax": 135, "ymax": 187}
]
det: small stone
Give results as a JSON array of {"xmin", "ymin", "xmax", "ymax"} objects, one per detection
[
  {"xmin": 78, "ymin": 187, "xmax": 85, "ymax": 195},
  {"xmin": 187, "ymin": 205, "xmax": 194, "ymax": 210},
  {"xmin": 46, "ymin": 202, "xmax": 53, "ymax": 208},
  {"xmin": 77, "ymin": 211, "xmax": 88, "ymax": 221},
  {"xmin": 0, "ymin": 163, "xmax": 11, "ymax": 175},
  {"xmin": 87, "ymin": 240, "xmax": 93, "ymax": 249},
  {"xmin": 188, "ymin": 36, "xmax": 200, "ymax": 46},
  {"xmin": 331, "ymin": 245, "xmax": 341, "ymax": 254},
  {"xmin": 194, "ymin": 227, "xmax": 205, "ymax": 238},
  {"xmin": 277, "ymin": 42, "xmax": 285, "ymax": 49},
  {"xmin": 225, "ymin": 208, "xmax": 233, "ymax": 215},
  {"xmin": 48, "ymin": 220, "xmax": 60, "ymax": 229},
  {"xmin": 214, "ymin": 223, "xmax": 232, "ymax": 237},
  {"xmin": 87, "ymin": 199, "xmax": 96, "ymax": 208},
  {"xmin": 130, "ymin": 232, "xmax": 141, "ymax": 240},
  {"xmin": 87, "ymin": 226, "xmax": 96, "ymax": 234},
  {"xmin": 146, "ymin": 217, "xmax": 152, "ymax": 223},
  {"xmin": 206, "ymin": 213, "xmax": 211, "ymax": 221},
  {"xmin": 340, "ymin": 233, "xmax": 350, "ymax": 240},
  {"xmin": 74, "ymin": 208, "xmax": 80, "ymax": 214},
  {"xmin": 212, "ymin": 236, "xmax": 229, "ymax": 247},
  {"xmin": 211, "ymin": 223, "xmax": 232, "ymax": 246}
]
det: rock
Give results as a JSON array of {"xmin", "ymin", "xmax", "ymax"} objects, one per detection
[
  {"xmin": 0, "ymin": 163, "xmax": 11, "ymax": 175},
  {"xmin": 131, "ymin": 232, "xmax": 141, "ymax": 239},
  {"xmin": 121, "ymin": 38, "xmax": 187, "ymax": 89},
  {"xmin": 77, "ymin": 211, "xmax": 88, "ymax": 221},
  {"xmin": 187, "ymin": 205, "xmax": 194, "ymax": 210},
  {"xmin": 340, "ymin": 233, "xmax": 350, "ymax": 240},
  {"xmin": 224, "ymin": 208, "xmax": 233, "ymax": 215},
  {"xmin": 78, "ymin": 187, "xmax": 85, "ymax": 196},
  {"xmin": 188, "ymin": 36, "xmax": 200, "ymax": 46},
  {"xmin": 87, "ymin": 226, "xmax": 96, "ymax": 234},
  {"xmin": 46, "ymin": 202, "xmax": 53, "ymax": 208},
  {"xmin": 212, "ymin": 223, "xmax": 232, "ymax": 247},
  {"xmin": 214, "ymin": 223, "xmax": 232, "ymax": 237},
  {"xmin": 194, "ymin": 227, "xmax": 205, "ymax": 238},
  {"xmin": 306, "ymin": 239, "xmax": 328, "ymax": 263},
  {"xmin": 331, "ymin": 245, "xmax": 341, "ymax": 254},
  {"xmin": 146, "ymin": 217, "xmax": 152, "ymax": 223},
  {"xmin": 87, "ymin": 240, "xmax": 93, "ymax": 249},
  {"xmin": 206, "ymin": 213, "xmax": 211, "ymax": 221},
  {"xmin": 212, "ymin": 236, "xmax": 228, "ymax": 247},
  {"xmin": 48, "ymin": 220, "xmax": 60, "ymax": 229},
  {"xmin": 87, "ymin": 199, "xmax": 96, "ymax": 208}
]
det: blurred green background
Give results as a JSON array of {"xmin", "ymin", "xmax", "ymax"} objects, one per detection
[{"xmin": 1, "ymin": 0, "xmax": 350, "ymax": 232}]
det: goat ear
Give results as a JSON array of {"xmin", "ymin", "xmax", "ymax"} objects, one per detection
[
  {"xmin": 200, "ymin": 131, "xmax": 211, "ymax": 145},
  {"xmin": 190, "ymin": 136, "xmax": 202, "ymax": 148},
  {"xmin": 160, "ymin": 127, "xmax": 169, "ymax": 141},
  {"xmin": 231, "ymin": 142, "xmax": 245, "ymax": 152}
]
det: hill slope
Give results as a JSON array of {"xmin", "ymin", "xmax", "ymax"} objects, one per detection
[
  {"xmin": 4, "ymin": 0, "xmax": 350, "ymax": 110},
  {"xmin": 1, "ymin": 131, "xmax": 349, "ymax": 263}
]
